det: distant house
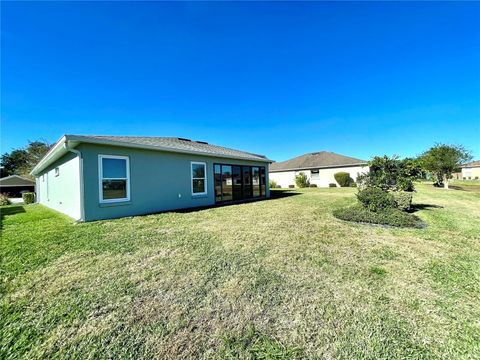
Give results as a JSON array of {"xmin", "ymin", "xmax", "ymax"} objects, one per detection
[
  {"xmin": 269, "ymin": 151, "xmax": 368, "ymax": 188},
  {"xmin": 0, "ymin": 175, "xmax": 36, "ymax": 197},
  {"xmin": 31, "ymin": 135, "xmax": 271, "ymax": 221},
  {"xmin": 458, "ymin": 160, "xmax": 480, "ymax": 180}
]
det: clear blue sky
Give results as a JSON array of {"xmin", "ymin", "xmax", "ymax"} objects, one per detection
[{"xmin": 2, "ymin": 1, "xmax": 479, "ymax": 161}]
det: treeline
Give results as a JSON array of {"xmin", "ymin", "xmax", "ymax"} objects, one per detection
[{"xmin": 1, "ymin": 141, "xmax": 51, "ymax": 179}]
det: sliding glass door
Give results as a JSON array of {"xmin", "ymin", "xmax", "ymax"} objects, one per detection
[{"xmin": 214, "ymin": 163, "xmax": 266, "ymax": 203}]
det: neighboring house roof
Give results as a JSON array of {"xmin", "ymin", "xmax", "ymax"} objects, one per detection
[
  {"xmin": 270, "ymin": 151, "xmax": 367, "ymax": 172},
  {"xmin": 0, "ymin": 175, "xmax": 36, "ymax": 186},
  {"xmin": 461, "ymin": 160, "xmax": 480, "ymax": 168},
  {"xmin": 31, "ymin": 134, "xmax": 272, "ymax": 176}
]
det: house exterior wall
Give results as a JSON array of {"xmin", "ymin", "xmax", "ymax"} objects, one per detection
[
  {"xmin": 78, "ymin": 143, "xmax": 270, "ymax": 221},
  {"xmin": 269, "ymin": 171, "xmax": 297, "ymax": 188},
  {"xmin": 36, "ymin": 151, "xmax": 81, "ymax": 220},
  {"xmin": 270, "ymin": 165, "xmax": 369, "ymax": 188},
  {"xmin": 461, "ymin": 167, "xmax": 480, "ymax": 180}
]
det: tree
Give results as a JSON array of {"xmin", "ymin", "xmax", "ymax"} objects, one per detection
[
  {"xmin": 26, "ymin": 141, "xmax": 51, "ymax": 167},
  {"xmin": 0, "ymin": 140, "xmax": 51, "ymax": 178},
  {"xmin": 419, "ymin": 144, "xmax": 472, "ymax": 189},
  {"xmin": 357, "ymin": 155, "xmax": 421, "ymax": 192},
  {"xmin": 1, "ymin": 149, "xmax": 30, "ymax": 176}
]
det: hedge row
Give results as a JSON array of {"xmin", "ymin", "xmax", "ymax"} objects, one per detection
[{"xmin": 333, "ymin": 204, "xmax": 424, "ymax": 228}]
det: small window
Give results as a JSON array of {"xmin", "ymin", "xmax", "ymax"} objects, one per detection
[
  {"xmin": 42, "ymin": 174, "xmax": 45, "ymax": 182},
  {"xmin": 98, "ymin": 155, "xmax": 130, "ymax": 203},
  {"xmin": 311, "ymin": 169, "xmax": 319, "ymax": 180},
  {"xmin": 54, "ymin": 167, "xmax": 59, "ymax": 177},
  {"xmin": 191, "ymin": 162, "xmax": 207, "ymax": 195}
]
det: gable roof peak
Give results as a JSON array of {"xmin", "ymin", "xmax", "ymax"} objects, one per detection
[{"xmin": 270, "ymin": 151, "xmax": 367, "ymax": 172}]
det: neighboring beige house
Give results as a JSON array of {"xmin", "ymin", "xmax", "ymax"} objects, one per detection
[
  {"xmin": 458, "ymin": 160, "xmax": 480, "ymax": 180},
  {"xmin": 269, "ymin": 151, "xmax": 368, "ymax": 188}
]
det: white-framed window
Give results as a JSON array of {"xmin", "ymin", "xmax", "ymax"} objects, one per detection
[
  {"xmin": 191, "ymin": 161, "xmax": 207, "ymax": 195},
  {"xmin": 54, "ymin": 167, "xmax": 60, "ymax": 177},
  {"xmin": 98, "ymin": 155, "xmax": 130, "ymax": 203},
  {"xmin": 311, "ymin": 169, "xmax": 319, "ymax": 180}
]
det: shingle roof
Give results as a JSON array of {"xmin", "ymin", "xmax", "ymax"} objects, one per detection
[
  {"xmin": 74, "ymin": 134, "xmax": 271, "ymax": 161},
  {"xmin": 270, "ymin": 151, "xmax": 367, "ymax": 172},
  {"xmin": 31, "ymin": 135, "xmax": 271, "ymax": 176},
  {"xmin": 462, "ymin": 160, "xmax": 480, "ymax": 168},
  {"xmin": 0, "ymin": 175, "xmax": 36, "ymax": 186},
  {"xmin": 68, "ymin": 135, "xmax": 269, "ymax": 162}
]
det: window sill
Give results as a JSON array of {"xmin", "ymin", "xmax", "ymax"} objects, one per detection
[
  {"xmin": 99, "ymin": 201, "xmax": 132, "ymax": 208},
  {"xmin": 191, "ymin": 193, "xmax": 208, "ymax": 199}
]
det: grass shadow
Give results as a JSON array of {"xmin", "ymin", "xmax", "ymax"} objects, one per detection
[
  {"xmin": 449, "ymin": 185, "xmax": 480, "ymax": 193},
  {"xmin": 269, "ymin": 189, "xmax": 302, "ymax": 199},
  {"xmin": 169, "ymin": 192, "xmax": 301, "ymax": 215},
  {"xmin": 409, "ymin": 204, "xmax": 443, "ymax": 213},
  {"xmin": 0, "ymin": 205, "xmax": 26, "ymax": 230}
]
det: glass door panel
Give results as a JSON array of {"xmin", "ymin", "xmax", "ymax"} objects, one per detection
[
  {"xmin": 260, "ymin": 167, "xmax": 266, "ymax": 197},
  {"xmin": 214, "ymin": 164, "xmax": 222, "ymax": 203},
  {"xmin": 242, "ymin": 166, "xmax": 252, "ymax": 199},
  {"xmin": 232, "ymin": 166, "xmax": 243, "ymax": 201},
  {"xmin": 252, "ymin": 167, "xmax": 260, "ymax": 197},
  {"xmin": 221, "ymin": 165, "xmax": 233, "ymax": 201}
]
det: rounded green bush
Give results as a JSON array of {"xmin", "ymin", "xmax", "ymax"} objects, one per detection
[
  {"xmin": 393, "ymin": 192, "xmax": 413, "ymax": 211},
  {"xmin": 22, "ymin": 192, "xmax": 35, "ymax": 204},
  {"xmin": 334, "ymin": 172, "xmax": 355, "ymax": 187},
  {"xmin": 356, "ymin": 187, "xmax": 396, "ymax": 212}
]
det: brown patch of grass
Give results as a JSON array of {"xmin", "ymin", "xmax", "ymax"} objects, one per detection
[{"xmin": 1, "ymin": 184, "xmax": 480, "ymax": 358}]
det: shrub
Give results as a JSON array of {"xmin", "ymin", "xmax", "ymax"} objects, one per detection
[
  {"xmin": 333, "ymin": 204, "xmax": 424, "ymax": 228},
  {"xmin": 269, "ymin": 180, "xmax": 277, "ymax": 189},
  {"xmin": 276, "ymin": 185, "xmax": 281, "ymax": 188},
  {"xmin": 288, "ymin": 185, "xmax": 295, "ymax": 188},
  {"xmin": 334, "ymin": 172, "xmax": 354, "ymax": 187},
  {"xmin": 22, "ymin": 192, "xmax": 35, "ymax": 204},
  {"xmin": 309, "ymin": 184, "xmax": 317, "ymax": 188},
  {"xmin": 356, "ymin": 188, "xmax": 396, "ymax": 212},
  {"xmin": 295, "ymin": 172, "xmax": 310, "ymax": 188},
  {"xmin": 357, "ymin": 155, "xmax": 421, "ymax": 192},
  {"xmin": 0, "ymin": 193, "xmax": 11, "ymax": 206},
  {"xmin": 329, "ymin": 183, "xmax": 337, "ymax": 188},
  {"xmin": 393, "ymin": 192, "xmax": 413, "ymax": 211}
]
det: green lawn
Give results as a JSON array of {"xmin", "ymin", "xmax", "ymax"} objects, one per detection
[{"xmin": 1, "ymin": 184, "xmax": 479, "ymax": 359}]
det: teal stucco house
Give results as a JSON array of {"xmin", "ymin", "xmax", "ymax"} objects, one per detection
[{"xmin": 31, "ymin": 135, "xmax": 271, "ymax": 221}]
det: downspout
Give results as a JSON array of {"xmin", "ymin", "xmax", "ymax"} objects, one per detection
[{"xmin": 64, "ymin": 142, "xmax": 85, "ymax": 222}]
